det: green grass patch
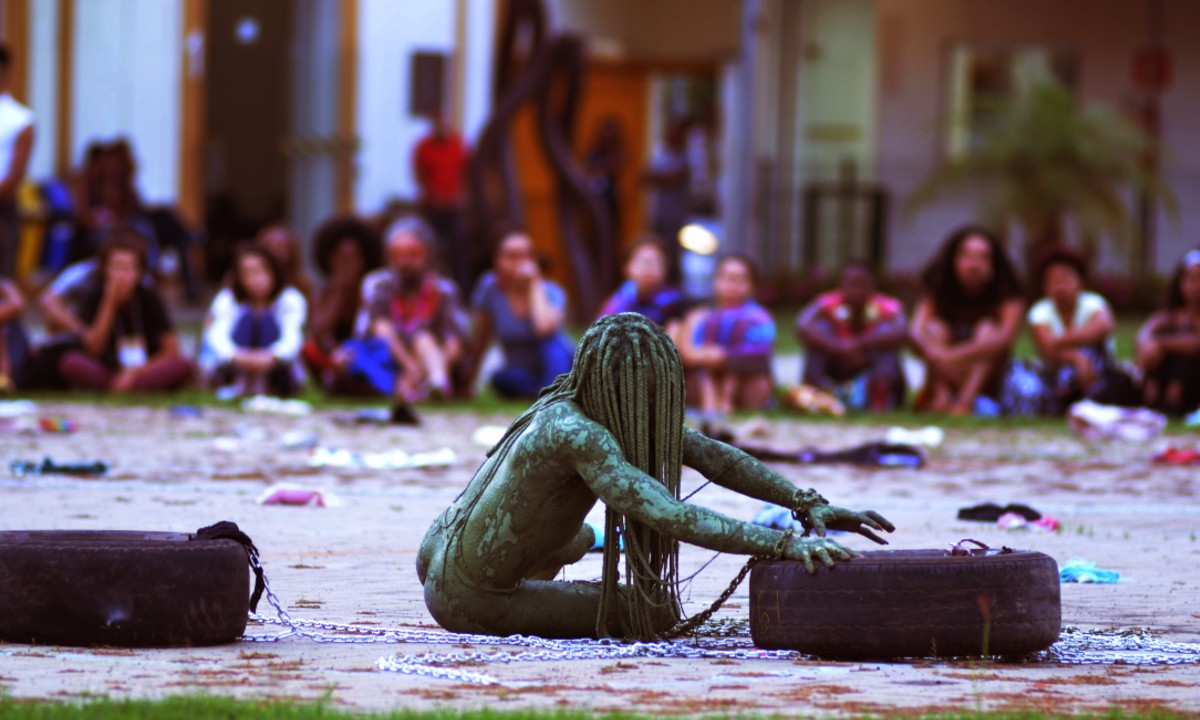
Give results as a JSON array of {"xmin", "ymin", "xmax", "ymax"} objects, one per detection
[
  {"xmin": 16, "ymin": 386, "xmax": 531, "ymax": 416},
  {"xmin": 0, "ymin": 696, "xmax": 1193, "ymax": 720}
]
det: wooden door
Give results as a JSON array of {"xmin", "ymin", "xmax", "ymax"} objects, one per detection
[{"xmin": 512, "ymin": 61, "xmax": 648, "ymax": 295}]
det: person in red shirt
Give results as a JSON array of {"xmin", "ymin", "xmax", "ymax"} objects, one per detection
[
  {"xmin": 413, "ymin": 114, "xmax": 469, "ymax": 297},
  {"xmin": 796, "ymin": 260, "xmax": 908, "ymax": 411}
]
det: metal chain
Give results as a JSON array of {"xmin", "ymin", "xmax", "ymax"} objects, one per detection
[
  {"xmin": 242, "ymin": 554, "xmax": 1200, "ymax": 686},
  {"xmin": 664, "ymin": 557, "xmax": 757, "ymax": 639}
]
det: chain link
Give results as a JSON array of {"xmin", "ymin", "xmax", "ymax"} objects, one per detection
[
  {"xmin": 243, "ymin": 553, "xmax": 1200, "ymax": 685},
  {"xmin": 664, "ymin": 557, "xmax": 757, "ymax": 639}
]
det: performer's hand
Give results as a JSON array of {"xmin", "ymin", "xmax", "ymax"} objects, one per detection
[
  {"xmin": 783, "ymin": 535, "xmax": 855, "ymax": 574},
  {"xmin": 798, "ymin": 504, "xmax": 895, "ymax": 545}
]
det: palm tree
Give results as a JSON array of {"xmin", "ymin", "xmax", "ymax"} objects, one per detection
[{"xmin": 907, "ymin": 80, "xmax": 1174, "ymax": 279}]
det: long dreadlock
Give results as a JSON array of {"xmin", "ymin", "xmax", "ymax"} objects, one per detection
[{"xmin": 479, "ymin": 312, "xmax": 687, "ymax": 640}]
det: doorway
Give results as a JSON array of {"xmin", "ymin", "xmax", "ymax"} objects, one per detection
[{"xmin": 202, "ymin": 0, "xmax": 348, "ymax": 282}]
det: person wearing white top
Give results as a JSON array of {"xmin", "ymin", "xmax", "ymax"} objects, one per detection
[
  {"xmin": 1027, "ymin": 247, "xmax": 1115, "ymax": 397},
  {"xmin": 0, "ymin": 44, "xmax": 35, "ymax": 279},
  {"xmin": 200, "ymin": 245, "xmax": 307, "ymax": 397}
]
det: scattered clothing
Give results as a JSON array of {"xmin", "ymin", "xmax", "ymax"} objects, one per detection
[
  {"xmin": 734, "ymin": 440, "xmax": 924, "ymax": 468},
  {"xmin": 997, "ymin": 512, "xmax": 1061, "ymax": 532},
  {"xmin": 37, "ymin": 417, "xmax": 78, "ymax": 433},
  {"xmin": 307, "ymin": 446, "xmax": 455, "ymax": 470},
  {"xmin": 1068, "ymin": 400, "xmax": 1167, "ymax": 442},
  {"xmin": 957, "ymin": 503, "xmax": 1042, "ymax": 523},
  {"xmin": 330, "ymin": 404, "xmax": 421, "ymax": 427},
  {"xmin": 1060, "ymin": 558, "xmax": 1120, "ymax": 584},
  {"xmin": 0, "ymin": 399, "xmax": 36, "ymax": 417},
  {"xmin": 240, "ymin": 395, "xmax": 313, "ymax": 416},
  {"xmin": 752, "ymin": 503, "xmax": 800, "ymax": 532},
  {"xmin": 885, "ymin": 426, "xmax": 944, "ymax": 448},
  {"xmin": 1153, "ymin": 447, "xmax": 1200, "ymax": 465},
  {"xmin": 257, "ymin": 483, "xmax": 337, "ymax": 508},
  {"xmin": 781, "ymin": 384, "xmax": 845, "ymax": 417},
  {"xmin": 470, "ymin": 425, "xmax": 508, "ymax": 448},
  {"xmin": 10, "ymin": 457, "xmax": 108, "ymax": 477}
]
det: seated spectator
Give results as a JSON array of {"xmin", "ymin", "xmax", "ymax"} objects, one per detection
[
  {"xmin": 795, "ymin": 260, "xmax": 907, "ymax": 411},
  {"xmin": 256, "ymin": 222, "xmax": 314, "ymax": 304},
  {"xmin": 302, "ymin": 215, "xmax": 382, "ymax": 394},
  {"xmin": 55, "ymin": 232, "xmax": 192, "ymax": 392},
  {"xmin": 67, "ymin": 140, "xmax": 157, "ymax": 266},
  {"xmin": 1026, "ymin": 246, "xmax": 1118, "ymax": 410},
  {"xmin": 910, "ymin": 226, "xmax": 1023, "ymax": 416},
  {"xmin": 597, "ymin": 235, "xmax": 684, "ymax": 336},
  {"xmin": 201, "ymin": 243, "xmax": 306, "ymax": 397},
  {"xmin": 1136, "ymin": 248, "xmax": 1200, "ymax": 416},
  {"xmin": 0, "ymin": 278, "xmax": 28, "ymax": 392},
  {"xmin": 347, "ymin": 216, "xmax": 466, "ymax": 401},
  {"xmin": 468, "ymin": 227, "xmax": 574, "ymax": 399},
  {"xmin": 680, "ymin": 254, "xmax": 775, "ymax": 413}
]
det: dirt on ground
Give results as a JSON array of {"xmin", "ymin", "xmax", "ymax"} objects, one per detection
[{"xmin": 2, "ymin": 402, "xmax": 1198, "ymax": 716}]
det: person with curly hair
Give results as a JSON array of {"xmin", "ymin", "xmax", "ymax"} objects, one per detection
[
  {"xmin": 301, "ymin": 215, "xmax": 382, "ymax": 394},
  {"xmin": 910, "ymin": 226, "xmax": 1024, "ymax": 415}
]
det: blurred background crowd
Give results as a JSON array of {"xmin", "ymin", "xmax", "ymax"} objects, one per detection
[{"xmin": 0, "ymin": 0, "xmax": 1197, "ymax": 422}]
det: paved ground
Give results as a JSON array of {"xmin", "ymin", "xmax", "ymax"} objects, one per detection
[{"xmin": 2, "ymin": 401, "xmax": 1199, "ymax": 716}]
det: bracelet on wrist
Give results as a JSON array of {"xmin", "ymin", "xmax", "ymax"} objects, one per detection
[
  {"xmin": 771, "ymin": 530, "xmax": 790, "ymax": 560},
  {"xmin": 791, "ymin": 488, "xmax": 828, "ymax": 519}
]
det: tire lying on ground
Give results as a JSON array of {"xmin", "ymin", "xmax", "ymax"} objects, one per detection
[
  {"xmin": 750, "ymin": 549, "xmax": 1060, "ymax": 659},
  {"xmin": 0, "ymin": 530, "xmax": 250, "ymax": 647}
]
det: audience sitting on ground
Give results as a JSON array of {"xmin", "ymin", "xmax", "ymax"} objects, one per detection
[
  {"xmin": 302, "ymin": 215, "xmax": 382, "ymax": 394},
  {"xmin": 1025, "ymin": 245, "xmax": 1121, "ymax": 412},
  {"xmin": 348, "ymin": 216, "xmax": 467, "ymax": 402},
  {"xmin": 1136, "ymin": 248, "xmax": 1200, "ymax": 416},
  {"xmin": 680, "ymin": 253, "xmax": 776, "ymax": 414},
  {"xmin": 52, "ymin": 232, "xmax": 192, "ymax": 393},
  {"xmin": 467, "ymin": 225, "xmax": 574, "ymax": 399},
  {"xmin": 910, "ymin": 226, "xmax": 1023, "ymax": 416},
  {"xmin": 0, "ymin": 278, "xmax": 28, "ymax": 392},
  {"xmin": 200, "ymin": 243, "xmax": 306, "ymax": 397},
  {"xmin": 597, "ymin": 235, "xmax": 684, "ymax": 339},
  {"xmin": 795, "ymin": 260, "xmax": 907, "ymax": 412}
]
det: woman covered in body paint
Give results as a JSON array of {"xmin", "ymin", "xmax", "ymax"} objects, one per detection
[{"xmin": 418, "ymin": 312, "xmax": 893, "ymax": 640}]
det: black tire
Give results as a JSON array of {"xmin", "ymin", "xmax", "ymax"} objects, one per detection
[
  {"xmin": 0, "ymin": 530, "xmax": 250, "ymax": 647},
  {"xmin": 750, "ymin": 549, "xmax": 1060, "ymax": 659}
]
